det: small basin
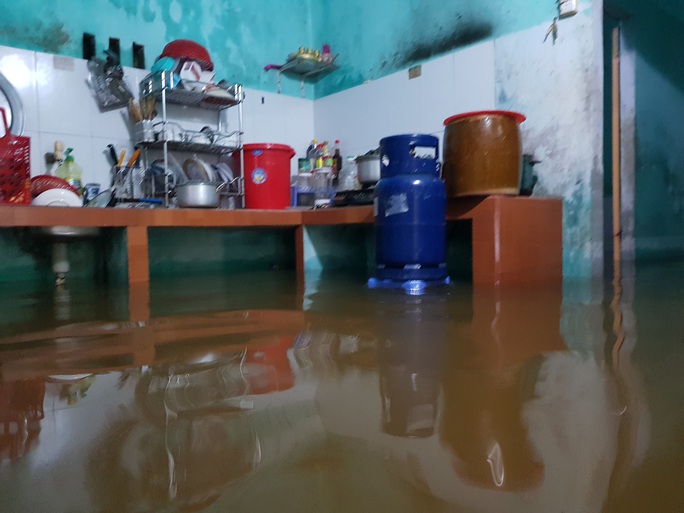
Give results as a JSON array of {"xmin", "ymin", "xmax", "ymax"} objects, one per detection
[
  {"xmin": 34, "ymin": 226, "xmax": 102, "ymax": 287},
  {"xmin": 40, "ymin": 226, "xmax": 101, "ymax": 239}
]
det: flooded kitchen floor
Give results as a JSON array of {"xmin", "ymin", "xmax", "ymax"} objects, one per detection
[{"xmin": 0, "ymin": 263, "xmax": 683, "ymax": 513}]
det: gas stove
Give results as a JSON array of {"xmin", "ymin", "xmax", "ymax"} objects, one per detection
[{"xmin": 333, "ymin": 186, "xmax": 375, "ymax": 207}]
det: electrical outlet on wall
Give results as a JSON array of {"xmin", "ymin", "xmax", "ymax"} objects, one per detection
[
  {"xmin": 408, "ymin": 65, "xmax": 422, "ymax": 79},
  {"xmin": 559, "ymin": 0, "xmax": 578, "ymax": 18}
]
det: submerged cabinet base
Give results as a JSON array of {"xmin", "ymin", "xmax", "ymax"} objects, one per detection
[{"xmin": 0, "ymin": 196, "xmax": 562, "ymax": 287}]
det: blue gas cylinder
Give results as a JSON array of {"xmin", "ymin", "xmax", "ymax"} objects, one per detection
[{"xmin": 374, "ymin": 134, "xmax": 448, "ymax": 282}]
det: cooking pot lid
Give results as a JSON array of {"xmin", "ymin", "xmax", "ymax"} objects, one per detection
[{"xmin": 444, "ymin": 110, "xmax": 526, "ymax": 126}]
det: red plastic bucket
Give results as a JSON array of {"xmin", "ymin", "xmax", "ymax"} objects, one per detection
[{"xmin": 240, "ymin": 143, "xmax": 295, "ymax": 209}]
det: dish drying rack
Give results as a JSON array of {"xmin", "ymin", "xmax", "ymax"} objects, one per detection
[{"xmin": 137, "ymin": 70, "xmax": 245, "ymax": 207}]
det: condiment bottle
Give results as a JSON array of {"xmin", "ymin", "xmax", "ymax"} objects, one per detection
[
  {"xmin": 332, "ymin": 140, "xmax": 342, "ymax": 184},
  {"xmin": 55, "ymin": 148, "xmax": 83, "ymax": 193}
]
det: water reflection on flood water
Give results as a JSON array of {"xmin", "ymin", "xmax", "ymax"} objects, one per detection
[{"xmin": 0, "ymin": 264, "xmax": 683, "ymax": 512}]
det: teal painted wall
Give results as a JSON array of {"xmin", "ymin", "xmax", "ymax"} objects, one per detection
[
  {"xmin": 1, "ymin": 0, "xmax": 558, "ymax": 99},
  {"xmin": 608, "ymin": 0, "xmax": 684, "ymax": 259},
  {"xmin": 311, "ymin": 0, "xmax": 557, "ymax": 98},
  {"xmin": 147, "ymin": 227, "xmax": 295, "ymax": 276},
  {"xmin": 0, "ymin": 0, "xmax": 314, "ymax": 98},
  {"xmin": 494, "ymin": 6, "xmax": 605, "ymax": 278}
]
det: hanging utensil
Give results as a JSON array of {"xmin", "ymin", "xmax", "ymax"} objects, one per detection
[
  {"xmin": 141, "ymin": 97, "xmax": 156, "ymax": 120},
  {"xmin": 128, "ymin": 99, "xmax": 143, "ymax": 123},
  {"xmin": 106, "ymin": 144, "xmax": 118, "ymax": 166},
  {"xmin": 87, "ymin": 52, "xmax": 134, "ymax": 110},
  {"xmin": 126, "ymin": 148, "xmax": 141, "ymax": 168}
]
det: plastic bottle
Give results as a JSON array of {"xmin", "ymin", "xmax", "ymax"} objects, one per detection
[
  {"xmin": 332, "ymin": 140, "xmax": 342, "ymax": 184},
  {"xmin": 322, "ymin": 141, "xmax": 333, "ymax": 169},
  {"xmin": 55, "ymin": 148, "xmax": 83, "ymax": 193},
  {"xmin": 306, "ymin": 139, "xmax": 318, "ymax": 171},
  {"xmin": 338, "ymin": 156, "xmax": 357, "ymax": 192},
  {"xmin": 314, "ymin": 143, "xmax": 324, "ymax": 169},
  {"xmin": 306, "ymin": 139, "xmax": 317, "ymax": 158}
]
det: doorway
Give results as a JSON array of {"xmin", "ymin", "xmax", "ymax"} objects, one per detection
[{"xmin": 602, "ymin": 6, "xmax": 636, "ymax": 276}]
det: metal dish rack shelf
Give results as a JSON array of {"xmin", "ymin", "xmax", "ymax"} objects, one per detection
[
  {"xmin": 139, "ymin": 133, "xmax": 242, "ymax": 155},
  {"xmin": 138, "ymin": 71, "xmax": 245, "ymax": 207},
  {"xmin": 139, "ymin": 72, "xmax": 243, "ymax": 109}
]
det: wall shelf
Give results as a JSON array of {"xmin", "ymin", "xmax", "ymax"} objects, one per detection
[
  {"xmin": 279, "ymin": 57, "xmax": 338, "ymax": 80},
  {"xmin": 265, "ymin": 56, "xmax": 338, "ymax": 97}
]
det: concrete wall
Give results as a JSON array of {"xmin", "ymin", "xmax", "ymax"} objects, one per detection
[
  {"xmin": 311, "ymin": 0, "xmax": 556, "ymax": 98},
  {"xmin": 0, "ymin": 0, "xmax": 314, "ymax": 98},
  {"xmin": 0, "ymin": 43, "xmax": 314, "ymax": 189},
  {"xmin": 313, "ymin": 43, "xmax": 496, "ymax": 157},
  {"xmin": 494, "ymin": 2, "xmax": 605, "ymax": 277},
  {"xmin": 0, "ymin": 0, "xmax": 561, "ymax": 100},
  {"xmin": 0, "ymin": 0, "xmax": 608, "ymax": 281},
  {"xmin": 313, "ymin": 2, "xmax": 605, "ymax": 278}
]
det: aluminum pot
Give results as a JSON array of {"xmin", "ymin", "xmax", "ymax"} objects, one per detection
[
  {"xmin": 175, "ymin": 182, "xmax": 224, "ymax": 208},
  {"xmin": 355, "ymin": 154, "xmax": 381, "ymax": 185}
]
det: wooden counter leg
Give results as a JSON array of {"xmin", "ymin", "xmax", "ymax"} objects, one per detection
[
  {"xmin": 470, "ymin": 214, "xmax": 498, "ymax": 286},
  {"xmin": 469, "ymin": 197, "xmax": 562, "ymax": 285},
  {"xmin": 126, "ymin": 226, "xmax": 150, "ymax": 285}
]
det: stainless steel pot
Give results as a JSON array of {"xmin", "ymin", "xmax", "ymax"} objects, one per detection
[
  {"xmin": 175, "ymin": 182, "xmax": 224, "ymax": 208},
  {"xmin": 356, "ymin": 154, "xmax": 381, "ymax": 185}
]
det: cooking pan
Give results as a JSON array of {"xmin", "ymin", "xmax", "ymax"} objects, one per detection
[
  {"xmin": 175, "ymin": 181, "xmax": 226, "ymax": 208},
  {"xmin": 356, "ymin": 154, "xmax": 381, "ymax": 185}
]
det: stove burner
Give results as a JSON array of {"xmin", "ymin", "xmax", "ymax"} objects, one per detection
[{"xmin": 333, "ymin": 187, "xmax": 375, "ymax": 207}]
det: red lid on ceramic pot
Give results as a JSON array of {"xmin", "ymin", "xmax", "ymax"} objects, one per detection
[
  {"xmin": 159, "ymin": 39, "xmax": 214, "ymax": 71},
  {"xmin": 444, "ymin": 110, "xmax": 526, "ymax": 125}
]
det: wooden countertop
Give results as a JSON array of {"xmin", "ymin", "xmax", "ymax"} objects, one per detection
[
  {"xmin": 0, "ymin": 196, "xmax": 557, "ymax": 228},
  {"xmin": 0, "ymin": 196, "xmax": 563, "ymax": 287},
  {"xmin": 0, "ymin": 204, "xmax": 374, "ymax": 228}
]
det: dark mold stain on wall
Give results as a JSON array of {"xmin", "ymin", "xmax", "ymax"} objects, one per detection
[
  {"xmin": 0, "ymin": 22, "xmax": 70, "ymax": 54},
  {"xmin": 398, "ymin": 21, "xmax": 494, "ymax": 67}
]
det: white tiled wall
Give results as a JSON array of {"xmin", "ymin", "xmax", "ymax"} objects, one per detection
[
  {"xmin": 0, "ymin": 44, "xmax": 314, "ymax": 188},
  {"xmin": 0, "ymin": 41, "xmax": 495, "ymax": 188},
  {"xmin": 313, "ymin": 42, "xmax": 496, "ymax": 158},
  {"xmin": 238, "ymin": 89, "xmax": 315, "ymax": 176}
]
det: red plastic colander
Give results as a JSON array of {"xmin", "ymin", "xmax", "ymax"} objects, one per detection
[
  {"xmin": 159, "ymin": 39, "xmax": 214, "ymax": 71},
  {"xmin": 0, "ymin": 107, "xmax": 30, "ymax": 205}
]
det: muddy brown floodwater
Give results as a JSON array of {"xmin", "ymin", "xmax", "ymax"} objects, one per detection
[{"xmin": 0, "ymin": 263, "xmax": 682, "ymax": 513}]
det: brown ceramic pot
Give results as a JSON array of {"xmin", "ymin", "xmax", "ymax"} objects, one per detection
[{"xmin": 442, "ymin": 110, "xmax": 526, "ymax": 197}]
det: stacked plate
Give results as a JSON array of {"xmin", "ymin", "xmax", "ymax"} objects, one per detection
[{"xmin": 181, "ymin": 158, "xmax": 234, "ymax": 185}]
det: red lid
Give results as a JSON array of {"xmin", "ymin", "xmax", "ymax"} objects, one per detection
[
  {"xmin": 444, "ymin": 110, "xmax": 526, "ymax": 125},
  {"xmin": 243, "ymin": 143, "xmax": 295, "ymax": 158},
  {"xmin": 243, "ymin": 143, "xmax": 294, "ymax": 152}
]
